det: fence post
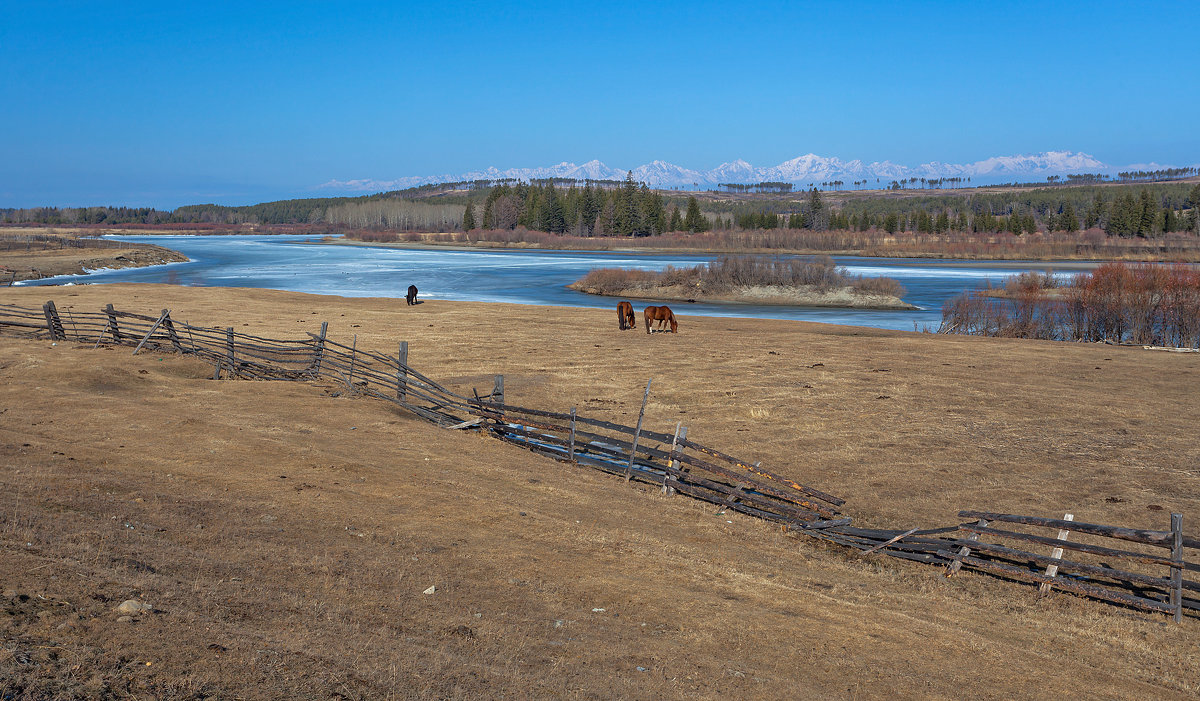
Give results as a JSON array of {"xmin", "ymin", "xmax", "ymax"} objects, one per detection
[
  {"xmin": 396, "ymin": 341, "xmax": 408, "ymax": 402},
  {"xmin": 42, "ymin": 301, "xmax": 64, "ymax": 341},
  {"xmin": 568, "ymin": 406, "xmax": 577, "ymax": 462},
  {"xmin": 225, "ymin": 328, "xmax": 236, "ymax": 377},
  {"xmin": 104, "ymin": 304, "xmax": 123, "ymax": 342},
  {"xmin": 348, "ymin": 334, "xmax": 358, "ymax": 386},
  {"xmin": 663, "ymin": 422, "xmax": 684, "ymax": 495},
  {"xmin": 312, "ymin": 321, "xmax": 328, "ymax": 376},
  {"xmin": 1171, "ymin": 513, "xmax": 1183, "ymax": 623},
  {"xmin": 132, "ymin": 309, "xmax": 170, "ymax": 356},
  {"xmin": 160, "ymin": 309, "xmax": 183, "ymax": 352},
  {"xmin": 624, "ymin": 379, "xmax": 652, "ymax": 482},
  {"xmin": 945, "ymin": 518, "xmax": 988, "ymax": 577},
  {"xmin": 1039, "ymin": 513, "xmax": 1074, "ymax": 594},
  {"xmin": 493, "ymin": 374, "xmax": 504, "ymax": 406}
]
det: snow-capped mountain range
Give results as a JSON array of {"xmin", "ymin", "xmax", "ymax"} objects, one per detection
[{"xmin": 317, "ymin": 151, "xmax": 1181, "ymax": 193}]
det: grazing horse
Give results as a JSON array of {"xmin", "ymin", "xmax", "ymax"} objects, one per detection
[
  {"xmin": 617, "ymin": 301, "xmax": 636, "ymax": 330},
  {"xmin": 643, "ymin": 305, "xmax": 678, "ymax": 334},
  {"xmin": 406, "ymin": 285, "xmax": 418, "ymax": 306}
]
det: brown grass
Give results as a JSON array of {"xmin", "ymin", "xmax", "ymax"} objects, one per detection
[
  {"xmin": 2, "ymin": 284, "xmax": 1198, "ymax": 698},
  {"xmin": 574, "ymin": 255, "xmax": 906, "ymax": 300}
]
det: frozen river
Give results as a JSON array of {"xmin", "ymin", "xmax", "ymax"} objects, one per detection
[{"xmin": 18, "ymin": 234, "xmax": 1084, "ymax": 331}]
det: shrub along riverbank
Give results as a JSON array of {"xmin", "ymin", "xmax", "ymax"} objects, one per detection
[
  {"xmin": 569, "ymin": 255, "xmax": 914, "ymax": 309},
  {"xmin": 940, "ymin": 262, "xmax": 1200, "ymax": 347}
]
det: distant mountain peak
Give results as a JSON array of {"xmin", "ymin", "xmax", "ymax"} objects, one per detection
[{"xmin": 316, "ymin": 150, "xmax": 1176, "ymax": 193}]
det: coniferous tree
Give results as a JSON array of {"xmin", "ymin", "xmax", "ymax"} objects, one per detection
[
  {"xmin": 667, "ymin": 205, "xmax": 682, "ymax": 232},
  {"xmin": 1188, "ymin": 184, "xmax": 1200, "ymax": 234},
  {"xmin": 1137, "ymin": 189, "xmax": 1157, "ymax": 237},
  {"xmin": 541, "ymin": 184, "xmax": 566, "ymax": 233},
  {"xmin": 683, "ymin": 196, "xmax": 706, "ymax": 233},
  {"xmin": 462, "ymin": 201, "xmax": 476, "ymax": 231},
  {"xmin": 1061, "ymin": 201, "xmax": 1079, "ymax": 232}
]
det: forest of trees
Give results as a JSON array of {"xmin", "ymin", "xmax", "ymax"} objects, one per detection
[
  {"xmin": 472, "ymin": 172, "xmax": 710, "ymax": 236},
  {"xmin": 4, "ymin": 176, "xmax": 1199, "ymax": 241}
]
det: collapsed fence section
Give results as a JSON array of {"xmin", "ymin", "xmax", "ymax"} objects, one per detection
[
  {"xmin": 2, "ymin": 299, "xmax": 1197, "ymax": 621},
  {"xmin": 943, "ymin": 510, "xmax": 1197, "ymax": 622}
]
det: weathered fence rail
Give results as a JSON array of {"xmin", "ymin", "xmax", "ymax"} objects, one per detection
[
  {"xmin": 943, "ymin": 510, "xmax": 1196, "ymax": 622},
  {"xmin": 1, "ymin": 299, "xmax": 1195, "ymax": 622}
]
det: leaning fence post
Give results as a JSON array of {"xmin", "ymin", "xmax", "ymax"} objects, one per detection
[
  {"xmin": 396, "ymin": 341, "xmax": 409, "ymax": 402},
  {"xmin": 160, "ymin": 309, "xmax": 183, "ymax": 352},
  {"xmin": 132, "ymin": 309, "xmax": 170, "ymax": 356},
  {"xmin": 104, "ymin": 304, "xmax": 124, "ymax": 342},
  {"xmin": 624, "ymin": 379, "xmax": 652, "ymax": 482},
  {"xmin": 568, "ymin": 406, "xmax": 577, "ymax": 462},
  {"xmin": 42, "ymin": 301, "xmax": 64, "ymax": 341},
  {"xmin": 312, "ymin": 321, "xmax": 328, "ymax": 376},
  {"xmin": 1039, "ymin": 513, "xmax": 1074, "ymax": 594},
  {"xmin": 945, "ymin": 518, "xmax": 988, "ymax": 577},
  {"xmin": 663, "ymin": 422, "xmax": 684, "ymax": 495},
  {"xmin": 1171, "ymin": 513, "xmax": 1183, "ymax": 623},
  {"xmin": 348, "ymin": 334, "xmax": 358, "ymax": 386},
  {"xmin": 225, "ymin": 328, "xmax": 236, "ymax": 377}
]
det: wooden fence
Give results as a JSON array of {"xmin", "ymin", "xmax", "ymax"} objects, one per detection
[
  {"xmin": 943, "ymin": 510, "xmax": 1197, "ymax": 622},
  {"xmin": 1, "ymin": 299, "xmax": 1195, "ymax": 622}
]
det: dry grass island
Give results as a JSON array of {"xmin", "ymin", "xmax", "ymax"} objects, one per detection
[
  {"xmin": 568, "ymin": 255, "xmax": 915, "ymax": 310},
  {"xmin": 2, "ymin": 283, "xmax": 1198, "ymax": 698}
]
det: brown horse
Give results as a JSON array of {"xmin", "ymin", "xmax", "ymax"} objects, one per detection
[
  {"xmin": 617, "ymin": 301, "xmax": 636, "ymax": 330},
  {"xmin": 643, "ymin": 305, "xmax": 678, "ymax": 334}
]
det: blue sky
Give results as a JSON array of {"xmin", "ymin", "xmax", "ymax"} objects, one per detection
[{"xmin": 2, "ymin": 1, "xmax": 1198, "ymax": 208}]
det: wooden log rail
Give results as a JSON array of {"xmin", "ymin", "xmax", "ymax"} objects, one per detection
[
  {"xmin": 4, "ymin": 300, "xmax": 1198, "ymax": 621},
  {"xmin": 946, "ymin": 510, "xmax": 1197, "ymax": 621}
]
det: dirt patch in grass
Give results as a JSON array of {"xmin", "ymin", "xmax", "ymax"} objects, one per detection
[{"xmin": 1, "ymin": 284, "xmax": 1197, "ymax": 698}]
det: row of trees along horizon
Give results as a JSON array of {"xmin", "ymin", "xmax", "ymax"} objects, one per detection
[{"xmin": 3, "ymin": 176, "xmax": 1199, "ymax": 239}]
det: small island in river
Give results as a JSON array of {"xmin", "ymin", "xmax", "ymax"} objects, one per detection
[{"xmin": 568, "ymin": 255, "xmax": 917, "ymax": 310}]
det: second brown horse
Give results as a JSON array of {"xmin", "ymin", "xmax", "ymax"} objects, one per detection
[
  {"xmin": 617, "ymin": 301, "xmax": 636, "ymax": 330},
  {"xmin": 643, "ymin": 305, "xmax": 678, "ymax": 334}
]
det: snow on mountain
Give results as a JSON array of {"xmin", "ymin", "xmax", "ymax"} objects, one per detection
[
  {"xmin": 629, "ymin": 160, "xmax": 708, "ymax": 187},
  {"xmin": 317, "ymin": 151, "xmax": 1173, "ymax": 193},
  {"xmin": 707, "ymin": 159, "xmax": 757, "ymax": 183}
]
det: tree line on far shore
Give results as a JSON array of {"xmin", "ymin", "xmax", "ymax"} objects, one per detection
[{"xmin": 4, "ymin": 178, "xmax": 1199, "ymax": 240}]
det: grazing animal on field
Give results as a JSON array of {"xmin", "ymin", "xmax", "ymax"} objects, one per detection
[
  {"xmin": 643, "ymin": 305, "xmax": 678, "ymax": 334},
  {"xmin": 406, "ymin": 285, "xmax": 418, "ymax": 305},
  {"xmin": 617, "ymin": 301, "xmax": 636, "ymax": 330}
]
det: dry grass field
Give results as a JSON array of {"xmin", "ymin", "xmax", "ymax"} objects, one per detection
[{"xmin": 2, "ymin": 284, "xmax": 1198, "ymax": 699}]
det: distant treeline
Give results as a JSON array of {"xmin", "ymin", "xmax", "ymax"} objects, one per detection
[
  {"xmin": 471, "ymin": 174, "xmax": 711, "ymax": 236},
  {"xmin": 3, "ymin": 177, "xmax": 1199, "ymax": 240},
  {"xmin": 718, "ymin": 182, "xmax": 794, "ymax": 193}
]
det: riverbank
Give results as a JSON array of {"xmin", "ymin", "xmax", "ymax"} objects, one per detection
[
  {"xmin": 324, "ymin": 229, "xmax": 1200, "ymax": 262},
  {"xmin": 1, "ymin": 284, "xmax": 1196, "ymax": 697},
  {"xmin": 567, "ymin": 281, "xmax": 917, "ymax": 309},
  {"xmin": 0, "ymin": 228, "xmax": 189, "ymax": 282}
]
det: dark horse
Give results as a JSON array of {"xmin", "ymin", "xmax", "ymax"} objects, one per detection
[
  {"xmin": 406, "ymin": 285, "xmax": 418, "ymax": 306},
  {"xmin": 617, "ymin": 301, "xmax": 636, "ymax": 330},
  {"xmin": 643, "ymin": 305, "xmax": 678, "ymax": 334}
]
